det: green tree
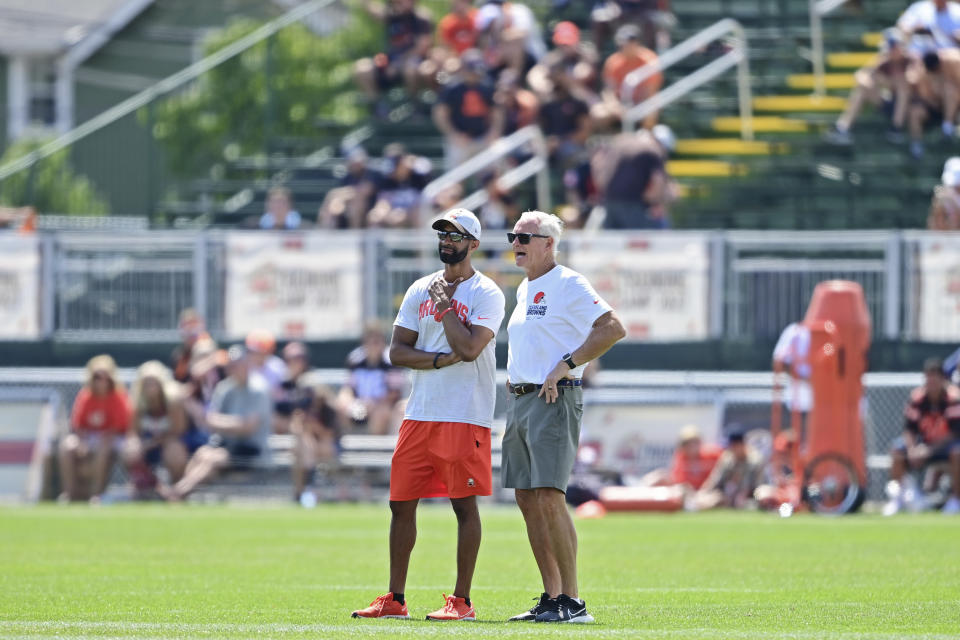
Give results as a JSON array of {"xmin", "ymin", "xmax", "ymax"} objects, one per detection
[
  {"xmin": 151, "ymin": 13, "xmax": 381, "ymax": 179},
  {"xmin": 0, "ymin": 138, "xmax": 109, "ymax": 215}
]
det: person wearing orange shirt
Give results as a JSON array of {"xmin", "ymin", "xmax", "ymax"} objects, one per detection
[
  {"xmin": 668, "ymin": 426, "xmax": 723, "ymax": 490},
  {"xmin": 438, "ymin": 0, "xmax": 478, "ymax": 55},
  {"xmin": 58, "ymin": 355, "xmax": 132, "ymax": 503},
  {"xmin": 598, "ymin": 24, "xmax": 663, "ymax": 130}
]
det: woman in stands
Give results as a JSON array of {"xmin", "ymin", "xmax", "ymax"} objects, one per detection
[
  {"xmin": 58, "ymin": 355, "xmax": 132, "ymax": 503},
  {"xmin": 123, "ymin": 361, "xmax": 189, "ymax": 498}
]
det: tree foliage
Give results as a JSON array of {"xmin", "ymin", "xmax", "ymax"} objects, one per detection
[
  {"xmin": 0, "ymin": 138, "xmax": 110, "ymax": 215},
  {"xmin": 150, "ymin": 14, "xmax": 381, "ymax": 178}
]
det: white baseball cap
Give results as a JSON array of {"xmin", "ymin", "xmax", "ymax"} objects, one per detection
[
  {"xmin": 432, "ymin": 208, "xmax": 482, "ymax": 240},
  {"xmin": 943, "ymin": 157, "xmax": 960, "ymax": 187}
]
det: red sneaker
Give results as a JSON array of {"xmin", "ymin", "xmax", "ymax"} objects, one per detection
[
  {"xmin": 351, "ymin": 592, "xmax": 410, "ymax": 619},
  {"xmin": 425, "ymin": 594, "xmax": 475, "ymax": 621}
]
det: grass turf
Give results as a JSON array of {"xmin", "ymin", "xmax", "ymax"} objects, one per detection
[{"xmin": 0, "ymin": 504, "xmax": 958, "ymax": 638}]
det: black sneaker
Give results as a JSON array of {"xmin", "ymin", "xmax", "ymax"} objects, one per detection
[
  {"xmin": 535, "ymin": 594, "xmax": 594, "ymax": 623},
  {"xmin": 507, "ymin": 592, "xmax": 550, "ymax": 621}
]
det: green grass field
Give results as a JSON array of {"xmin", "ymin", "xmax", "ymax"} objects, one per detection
[{"xmin": 1, "ymin": 504, "xmax": 958, "ymax": 639}]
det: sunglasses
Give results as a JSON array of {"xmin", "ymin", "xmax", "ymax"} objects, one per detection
[
  {"xmin": 437, "ymin": 231, "xmax": 472, "ymax": 242},
  {"xmin": 507, "ymin": 232, "xmax": 550, "ymax": 244}
]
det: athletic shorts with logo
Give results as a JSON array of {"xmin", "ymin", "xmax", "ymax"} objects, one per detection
[{"xmin": 390, "ymin": 419, "xmax": 492, "ymax": 500}]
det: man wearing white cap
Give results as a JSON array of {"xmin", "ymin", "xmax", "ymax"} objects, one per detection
[{"xmin": 352, "ymin": 208, "xmax": 505, "ymax": 622}]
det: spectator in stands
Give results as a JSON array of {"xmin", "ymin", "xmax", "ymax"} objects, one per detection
[
  {"xmin": 354, "ymin": 0, "xmax": 434, "ymax": 114},
  {"xmin": 259, "ymin": 187, "xmax": 302, "ymax": 230},
  {"xmin": 897, "ymin": 0, "xmax": 960, "ymax": 50},
  {"xmin": 337, "ymin": 322, "xmax": 406, "ymax": 435},
  {"xmin": 928, "ymin": 156, "xmax": 960, "ymax": 229},
  {"xmin": 318, "ymin": 147, "xmax": 381, "ymax": 229},
  {"xmin": 433, "ymin": 48, "xmax": 504, "ymax": 171},
  {"xmin": 367, "ymin": 143, "xmax": 432, "ymax": 228},
  {"xmin": 599, "ymin": 24, "xmax": 663, "ymax": 131},
  {"xmin": 539, "ymin": 60, "xmax": 592, "ymax": 168},
  {"xmin": 527, "ymin": 21, "xmax": 600, "ymax": 106},
  {"xmin": 592, "ymin": 0, "xmax": 675, "ymax": 51},
  {"xmin": 273, "ymin": 341, "xmax": 312, "ymax": 436},
  {"xmin": 0, "ymin": 206, "xmax": 36, "ymax": 232},
  {"xmin": 171, "ymin": 308, "xmax": 210, "ymax": 384},
  {"xmin": 245, "ymin": 329, "xmax": 287, "ymax": 396},
  {"xmin": 477, "ymin": 169, "xmax": 520, "ymax": 230},
  {"xmin": 475, "ymin": 0, "xmax": 547, "ymax": 77},
  {"xmin": 906, "ymin": 46, "xmax": 960, "ymax": 158},
  {"xmin": 592, "ymin": 126, "xmax": 676, "ymax": 229},
  {"xmin": 123, "ymin": 361, "xmax": 188, "ymax": 497},
  {"xmin": 883, "ymin": 357, "xmax": 960, "ymax": 515},
  {"xmin": 825, "ymin": 28, "xmax": 913, "ymax": 146},
  {"xmin": 58, "ymin": 355, "xmax": 132, "ymax": 503},
  {"xmin": 160, "ymin": 345, "xmax": 273, "ymax": 502},
  {"xmin": 692, "ymin": 430, "xmax": 764, "ymax": 510},
  {"xmin": 436, "ymin": 0, "xmax": 478, "ymax": 57},
  {"xmin": 497, "ymin": 68, "xmax": 540, "ymax": 137},
  {"xmin": 291, "ymin": 383, "xmax": 340, "ymax": 504},
  {"xmin": 641, "ymin": 425, "xmax": 722, "ymax": 491}
]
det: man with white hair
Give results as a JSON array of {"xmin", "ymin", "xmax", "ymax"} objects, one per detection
[{"xmin": 502, "ymin": 210, "xmax": 625, "ymax": 623}]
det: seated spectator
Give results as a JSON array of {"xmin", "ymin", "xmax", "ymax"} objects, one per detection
[
  {"xmin": 592, "ymin": 127, "xmax": 676, "ymax": 228},
  {"xmin": 259, "ymin": 187, "xmax": 302, "ymax": 230},
  {"xmin": 640, "ymin": 425, "xmax": 722, "ymax": 491},
  {"xmin": 292, "ymin": 385, "xmax": 340, "ymax": 504},
  {"xmin": 433, "ymin": 48, "xmax": 504, "ymax": 171},
  {"xmin": 437, "ymin": 0, "xmax": 478, "ymax": 56},
  {"xmin": 171, "ymin": 308, "xmax": 210, "ymax": 383},
  {"xmin": 160, "ymin": 345, "xmax": 273, "ymax": 502},
  {"xmin": 883, "ymin": 357, "xmax": 960, "ymax": 515},
  {"xmin": 367, "ymin": 143, "xmax": 432, "ymax": 228},
  {"xmin": 825, "ymin": 28, "xmax": 913, "ymax": 146},
  {"xmin": 123, "ymin": 361, "xmax": 189, "ymax": 497},
  {"xmin": 539, "ymin": 60, "xmax": 592, "ymax": 168},
  {"xmin": 906, "ymin": 46, "xmax": 960, "ymax": 158},
  {"xmin": 0, "ymin": 205, "xmax": 36, "ymax": 232},
  {"xmin": 929, "ymin": 156, "xmax": 960, "ymax": 229},
  {"xmin": 897, "ymin": 0, "xmax": 960, "ymax": 50},
  {"xmin": 337, "ymin": 323, "xmax": 406, "ymax": 435},
  {"xmin": 592, "ymin": 0, "xmax": 675, "ymax": 51},
  {"xmin": 528, "ymin": 21, "xmax": 601, "ymax": 104},
  {"xmin": 598, "ymin": 24, "xmax": 663, "ymax": 130},
  {"xmin": 354, "ymin": 0, "xmax": 434, "ymax": 112},
  {"xmin": 692, "ymin": 430, "xmax": 764, "ymax": 510},
  {"xmin": 245, "ymin": 329, "xmax": 287, "ymax": 396},
  {"xmin": 318, "ymin": 147, "xmax": 381, "ymax": 229},
  {"xmin": 754, "ymin": 430, "xmax": 800, "ymax": 511},
  {"xmin": 497, "ymin": 68, "xmax": 540, "ymax": 137},
  {"xmin": 58, "ymin": 355, "xmax": 132, "ymax": 503},
  {"xmin": 475, "ymin": 0, "xmax": 547, "ymax": 76},
  {"xmin": 477, "ymin": 169, "xmax": 520, "ymax": 230},
  {"xmin": 273, "ymin": 341, "xmax": 313, "ymax": 435}
]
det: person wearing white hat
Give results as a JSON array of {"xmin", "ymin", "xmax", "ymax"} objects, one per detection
[
  {"xmin": 928, "ymin": 156, "xmax": 960, "ymax": 229},
  {"xmin": 351, "ymin": 208, "xmax": 505, "ymax": 622}
]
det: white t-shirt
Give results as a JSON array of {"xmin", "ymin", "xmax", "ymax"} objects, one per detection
[
  {"xmin": 772, "ymin": 322, "xmax": 812, "ymax": 412},
  {"xmin": 899, "ymin": 1, "xmax": 960, "ymax": 49},
  {"xmin": 394, "ymin": 270, "xmax": 505, "ymax": 428},
  {"xmin": 507, "ymin": 264, "xmax": 613, "ymax": 384}
]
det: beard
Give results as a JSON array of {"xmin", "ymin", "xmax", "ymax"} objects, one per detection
[{"xmin": 439, "ymin": 244, "xmax": 468, "ymax": 264}]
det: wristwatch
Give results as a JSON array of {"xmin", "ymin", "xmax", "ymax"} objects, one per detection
[{"xmin": 562, "ymin": 352, "xmax": 577, "ymax": 369}]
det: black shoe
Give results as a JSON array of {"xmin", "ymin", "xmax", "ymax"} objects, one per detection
[
  {"xmin": 507, "ymin": 592, "xmax": 550, "ymax": 621},
  {"xmin": 535, "ymin": 594, "xmax": 594, "ymax": 623}
]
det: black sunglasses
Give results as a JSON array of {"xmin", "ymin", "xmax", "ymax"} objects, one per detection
[
  {"xmin": 437, "ymin": 231, "xmax": 472, "ymax": 242},
  {"xmin": 507, "ymin": 232, "xmax": 550, "ymax": 244}
]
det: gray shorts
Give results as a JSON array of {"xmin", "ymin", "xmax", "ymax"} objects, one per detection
[{"xmin": 501, "ymin": 385, "xmax": 584, "ymax": 492}]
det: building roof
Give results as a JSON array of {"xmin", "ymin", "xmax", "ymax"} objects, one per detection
[{"xmin": 0, "ymin": 0, "xmax": 151, "ymax": 56}]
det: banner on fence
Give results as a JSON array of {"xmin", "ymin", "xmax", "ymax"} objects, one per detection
[
  {"xmin": 568, "ymin": 233, "xmax": 710, "ymax": 340},
  {"xmin": 0, "ymin": 236, "xmax": 40, "ymax": 339},
  {"xmin": 225, "ymin": 233, "xmax": 363, "ymax": 340},
  {"xmin": 916, "ymin": 237, "xmax": 960, "ymax": 341}
]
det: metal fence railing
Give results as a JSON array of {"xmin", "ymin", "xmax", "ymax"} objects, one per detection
[{"xmin": 5, "ymin": 229, "xmax": 960, "ymax": 343}]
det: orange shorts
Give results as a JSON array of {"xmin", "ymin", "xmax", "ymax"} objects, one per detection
[{"xmin": 390, "ymin": 419, "xmax": 492, "ymax": 501}]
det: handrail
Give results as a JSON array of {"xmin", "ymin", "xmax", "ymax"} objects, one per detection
[
  {"xmin": 0, "ymin": 0, "xmax": 339, "ymax": 183},
  {"xmin": 810, "ymin": 0, "xmax": 851, "ymax": 97},
  {"xmin": 420, "ymin": 125, "xmax": 551, "ymax": 222},
  {"xmin": 621, "ymin": 19, "xmax": 752, "ymax": 140}
]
